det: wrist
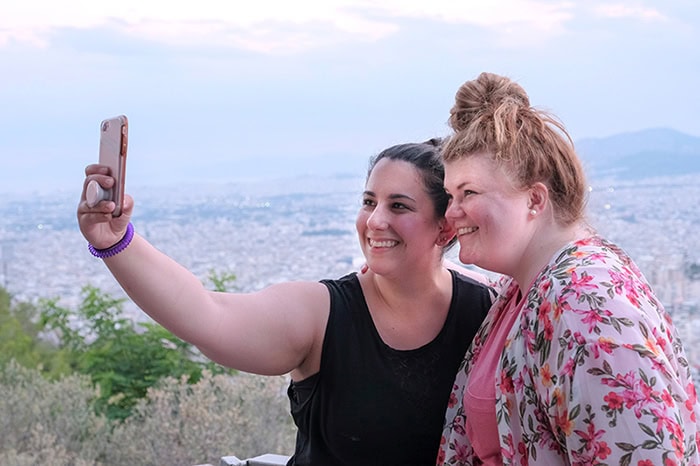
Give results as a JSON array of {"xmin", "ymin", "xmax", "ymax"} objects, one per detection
[{"xmin": 88, "ymin": 223, "xmax": 134, "ymax": 258}]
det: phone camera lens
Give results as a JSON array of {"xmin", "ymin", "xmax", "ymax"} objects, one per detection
[{"xmin": 102, "ymin": 121, "xmax": 110, "ymax": 132}]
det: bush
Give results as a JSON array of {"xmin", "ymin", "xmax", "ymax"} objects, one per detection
[
  {"xmin": 105, "ymin": 370, "xmax": 295, "ymax": 466},
  {"xmin": 0, "ymin": 362, "xmax": 295, "ymax": 465},
  {"xmin": 2, "ymin": 282, "xmax": 295, "ymax": 464},
  {"xmin": 0, "ymin": 360, "xmax": 107, "ymax": 465}
]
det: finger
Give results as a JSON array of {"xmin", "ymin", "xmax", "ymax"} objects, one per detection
[
  {"xmin": 78, "ymin": 197, "xmax": 115, "ymax": 215},
  {"xmin": 79, "ymin": 210, "xmax": 117, "ymax": 224},
  {"xmin": 85, "ymin": 164, "xmax": 112, "ymax": 176},
  {"xmin": 114, "ymin": 194, "xmax": 135, "ymax": 218}
]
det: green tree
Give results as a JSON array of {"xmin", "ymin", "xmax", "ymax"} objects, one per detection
[
  {"xmin": 40, "ymin": 285, "xmax": 231, "ymax": 420},
  {"xmin": 0, "ymin": 287, "xmax": 71, "ymax": 376}
]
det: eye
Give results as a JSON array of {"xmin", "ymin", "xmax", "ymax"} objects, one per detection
[
  {"xmin": 391, "ymin": 202, "xmax": 408, "ymax": 210},
  {"xmin": 362, "ymin": 198, "xmax": 376, "ymax": 207},
  {"xmin": 464, "ymin": 189, "xmax": 477, "ymax": 197}
]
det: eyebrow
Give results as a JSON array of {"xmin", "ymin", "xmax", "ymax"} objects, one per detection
[
  {"xmin": 363, "ymin": 191, "xmax": 417, "ymax": 203},
  {"xmin": 445, "ymin": 181, "xmax": 468, "ymax": 192}
]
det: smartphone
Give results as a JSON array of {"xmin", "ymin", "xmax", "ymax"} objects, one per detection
[{"xmin": 98, "ymin": 115, "xmax": 128, "ymax": 216}]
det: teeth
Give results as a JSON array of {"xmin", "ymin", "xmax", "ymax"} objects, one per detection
[
  {"xmin": 369, "ymin": 239, "xmax": 399, "ymax": 248},
  {"xmin": 458, "ymin": 226, "xmax": 478, "ymax": 235}
]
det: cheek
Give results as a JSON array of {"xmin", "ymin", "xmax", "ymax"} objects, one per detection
[
  {"xmin": 464, "ymin": 201, "xmax": 485, "ymax": 222},
  {"xmin": 355, "ymin": 212, "xmax": 367, "ymax": 233},
  {"xmin": 466, "ymin": 204, "xmax": 497, "ymax": 237}
]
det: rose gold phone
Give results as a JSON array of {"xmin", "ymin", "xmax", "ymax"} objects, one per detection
[{"xmin": 98, "ymin": 115, "xmax": 128, "ymax": 216}]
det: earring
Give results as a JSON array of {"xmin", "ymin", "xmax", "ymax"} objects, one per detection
[{"xmin": 530, "ymin": 209, "xmax": 537, "ymax": 216}]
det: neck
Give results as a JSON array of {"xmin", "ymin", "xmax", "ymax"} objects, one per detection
[
  {"xmin": 360, "ymin": 263, "xmax": 454, "ymax": 350},
  {"xmin": 362, "ymin": 262, "xmax": 451, "ymax": 313},
  {"xmin": 512, "ymin": 222, "xmax": 590, "ymax": 294}
]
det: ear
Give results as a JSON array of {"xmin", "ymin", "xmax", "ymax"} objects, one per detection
[
  {"xmin": 527, "ymin": 182, "xmax": 549, "ymax": 215},
  {"xmin": 436, "ymin": 219, "xmax": 457, "ymax": 247}
]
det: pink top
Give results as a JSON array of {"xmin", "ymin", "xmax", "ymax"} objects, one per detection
[{"xmin": 463, "ymin": 292, "xmax": 523, "ymax": 464}]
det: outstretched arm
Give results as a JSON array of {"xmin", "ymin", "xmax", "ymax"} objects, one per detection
[{"xmin": 77, "ymin": 164, "xmax": 329, "ymax": 376}]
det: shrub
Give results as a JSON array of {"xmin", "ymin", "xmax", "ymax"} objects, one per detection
[
  {"xmin": 0, "ymin": 360, "xmax": 107, "ymax": 464},
  {"xmin": 105, "ymin": 370, "xmax": 295, "ymax": 466}
]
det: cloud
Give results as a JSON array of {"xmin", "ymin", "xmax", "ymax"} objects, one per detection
[
  {"xmin": 593, "ymin": 4, "xmax": 668, "ymax": 22},
  {"xmin": 368, "ymin": 0, "xmax": 573, "ymax": 29},
  {"xmin": 2, "ymin": 0, "xmax": 392, "ymax": 51},
  {"xmin": 1, "ymin": 0, "xmax": 576, "ymax": 53}
]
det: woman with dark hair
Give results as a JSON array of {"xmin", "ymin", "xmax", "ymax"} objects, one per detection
[{"xmin": 77, "ymin": 139, "xmax": 493, "ymax": 465}]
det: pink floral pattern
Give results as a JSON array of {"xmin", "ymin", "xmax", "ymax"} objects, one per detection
[{"xmin": 438, "ymin": 236, "xmax": 700, "ymax": 465}]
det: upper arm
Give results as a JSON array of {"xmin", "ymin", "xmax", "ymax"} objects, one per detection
[{"xmin": 196, "ymin": 281, "xmax": 330, "ymax": 376}]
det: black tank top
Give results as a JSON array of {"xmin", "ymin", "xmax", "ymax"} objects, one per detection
[{"xmin": 287, "ymin": 270, "xmax": 492, "ymax": 465}]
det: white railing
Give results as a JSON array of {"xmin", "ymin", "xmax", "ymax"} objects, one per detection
[{"xmin": 218, "ymin": 453, "xmax": 290, "ymax": 465}]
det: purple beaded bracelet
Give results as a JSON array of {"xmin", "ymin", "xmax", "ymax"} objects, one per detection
[{"xmin": 88, "ymin": 222, "xmax": 134, "ymax": 258}]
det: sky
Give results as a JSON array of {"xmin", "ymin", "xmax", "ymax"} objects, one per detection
[{"xmin": 1, "ymin": 0, "xmax": 698, "ymax": 194}]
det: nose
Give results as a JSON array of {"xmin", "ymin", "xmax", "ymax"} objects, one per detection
[
  {"xmin": 366, "ymin": 205, "xmax": 389, "ymax": 230},
  {"xmin": 445, "ymin": 199, "xmax": 462, "ymax": 222}
]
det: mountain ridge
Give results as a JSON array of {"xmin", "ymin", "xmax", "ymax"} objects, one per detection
[
  {"xmin": 573, "ymin": 128, "xmax": 700, "ymax": 180},
  {"xmin": 208, "ymin": 127, "xmax": 700, "ymax": 183}
]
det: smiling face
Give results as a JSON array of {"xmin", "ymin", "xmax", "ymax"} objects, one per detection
[
  {"xmin": 444, "ymin": 153, "xmax": 534, "ymax": 276},
  {"xmin": 356, "ymin": 158, "xmax": 445, "ymax": 276}
]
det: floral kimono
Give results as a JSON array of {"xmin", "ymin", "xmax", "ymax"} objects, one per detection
[{"xmin": 438, "ymin": 235, "xmax": 700, "ymax": 465}]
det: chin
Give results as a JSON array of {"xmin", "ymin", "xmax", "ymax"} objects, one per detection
[
  {"xmin": 459, "ymin": 253, "xmax": 474, "ymax": 265},
  {"xmin": 365, "ymin": 261, "xmax": 393, "ymax": 276}
]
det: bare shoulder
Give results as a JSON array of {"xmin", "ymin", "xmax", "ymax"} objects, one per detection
[
  {"xmin": 254, "ymin": 281, "xmax": 332, "ymax": 335},
  {"xmin": 258, "ymin": 280, "xmax": 330, "ymax": 306}
]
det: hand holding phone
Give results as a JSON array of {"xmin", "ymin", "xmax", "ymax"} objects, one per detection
[{"xmin": 86, "ymin": 115, "xmax": 128, "ymax": 216}]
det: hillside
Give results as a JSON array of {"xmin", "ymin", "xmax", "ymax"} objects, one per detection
[{"xmin": 576, "ymin": 128, "xmax": 700, "ymax": 180}]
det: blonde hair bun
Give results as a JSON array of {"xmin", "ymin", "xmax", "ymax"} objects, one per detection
[{"xmin": 449, "ymin": 72, "xmax": 530, "ymax": 132}]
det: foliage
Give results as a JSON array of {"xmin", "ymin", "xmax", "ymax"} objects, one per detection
[
  {"xmin": 0, "ymin": 287, "xmax": 72, "ymax": 377},
  {"xmin": 207, "ymin": 268, "xmax": 239, "ymax": 292},
  {"xmin": 0, "ymin": 362, "xmax": 294, "ymax": 466},
  {"xmin": 1, "ymin": 276, "xmax": 295, "ymax": 463},
  {"xmin": 0, "ymin": 360, "xmax": 107, "ymax": 465},
  {"xmin": 105, "ymin": 370, "xmax": 295, "ymax": 466},
  {"xmin": 39, "ymin": 285, "xmax": 231, "ymax": 420}
]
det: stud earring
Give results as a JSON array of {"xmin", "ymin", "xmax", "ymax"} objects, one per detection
[{"xmin": 530, "ymin": 209, "xmax": 537, "ymax": 216}]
